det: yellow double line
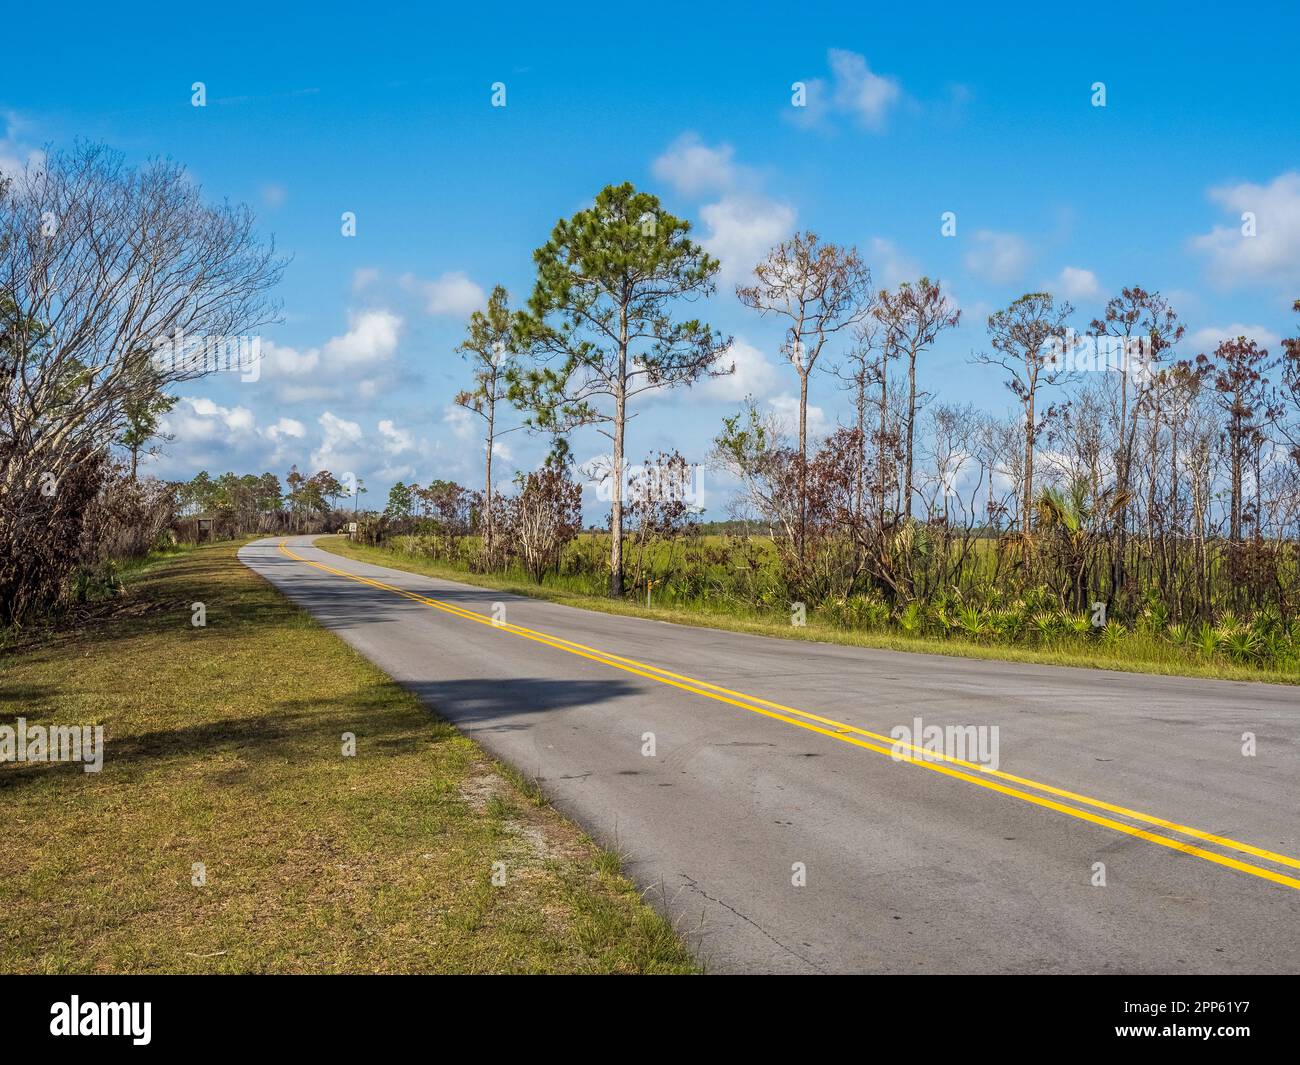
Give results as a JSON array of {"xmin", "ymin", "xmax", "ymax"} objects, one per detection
[{"xmin": 277, "ymin": 539, "xmax": 1300, "ymax": 892}]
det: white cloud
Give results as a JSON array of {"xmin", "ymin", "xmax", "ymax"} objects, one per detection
[
  {"xmin": 402, "ymin": 271, "xmax": 485, "ymax": 317},
  {"xmin": 1188, "ymin": 323, "xmax": 1282, "ymax": 354},
  {"xmin": 259, "ymin": 183, "xmax": 287, "ymax": 209},
  {"xmin": 1191, "ymin": 171, "xmax": 1300, "ymax": 288},
  {"xmin": 870, "ymin": 237, "xmax": 921, "ymax": 289},
  {"xmin": 652, "ymin": 134, "xmax": 795, "ymax": 283},
  {"xmin": 377, "ymin": 418, "xmax": 414, "ymax": 454},
  {"xmin": 700, "ymin": 195, "xmax": 797, "ymax": 283},
  {"xmin": 164, "ymin": 396, "xmax": 257, "ymax": 443},
  {"xmin": 351, "ymin": 266, "xmax": 380, "ymax": 293},
  {"xmin": 1053, "ymin": 266, "xmax": 1101, "ymax": 302},
  {"xmin": 0, "ymin": 110, "xmax": 43, "ymax": 178},
  {"xmin": 828, "ymin": 49, "xmax": 902, "ymax": 131},
  {"xmin": 265, "ymin": 417, "xmax": 305, "ymax": 441},
  {"xmin": 652, "ymin": 133, "xmax": 738, "ymax": 197},
  {"xmin": 259, "ymin": 310, "xmax": 402, "ymax": 402},
  {"xmin": 443, "ymin": 403, "xmax": 474, "ymax": 441},
  {"xmin": 695, "ymin": 339, "xmax": 781, "ymax": 402},
  {"xmin": 963, "ymin": 230, "xmax": 1031, "ymax": 284},
  {"xmin": 768, "ymin": 394, "xmax": 829, "ymax": 441},
  {"xmin": 311, "ymin": 411, "xmax": 364, "ymax": 470},
  {"xmin": 788, "ymin": 50, "xmax": 902, "ymax": 132},
  {"xmin": 322, "ymin": 309, "xmax": 400, "ymax": 368},
  {"xmin": 261, "ymin": 339, "xmax": 320, "ymax": 378}
]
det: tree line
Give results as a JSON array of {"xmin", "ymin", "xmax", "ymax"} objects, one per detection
[
  {"xmin": 5, "ymin": 144, "xmax": 1299, "ymax": 657},
  {"xmin": 430, "ymin": 184, "xmax": 1300, "ymax": 663}
]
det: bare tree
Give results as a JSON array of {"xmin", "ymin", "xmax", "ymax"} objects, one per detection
[
  {"xmin": 0, "ymin": 144, "xmax": 284, "ymax": 622},
  {"xmin": 874, "ymin": 278, "xmax": 961, "ymax": 521},
  {"xmin": 737, "ymin": 231, "xmax": 872, "ymax": 554},
  {"xmin": 972, "ymin": 293, "xmax": 1073, "ymax": 533},
  {"xmin": 1090, "ymin": 286, "xmax": 1184, "ymax": 595}
]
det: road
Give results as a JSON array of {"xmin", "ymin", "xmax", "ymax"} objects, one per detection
[{"xmin": 239, "ymin": 536, "xmax": 1300, "ymax": 973}]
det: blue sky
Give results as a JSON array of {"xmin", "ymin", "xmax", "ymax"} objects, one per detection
[{"xmin": 4, "ymin": 1, "xmax": 1298, "ymax": 517}]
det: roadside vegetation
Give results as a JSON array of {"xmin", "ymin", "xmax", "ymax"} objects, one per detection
[
  {"xmin": 319, "ymin": 534, "xmax": 1299, "ymax": 684},
  {"xmin": 0, "ymin": 541, "xmax": 696, "ymax": 974},
  {"xmin": 168, "ymin": 213, "xmax": 1300, "ymax": 685},
  {"xmin": 6, "ymin": 148, "xmax": 1296, "ymax": 684}
]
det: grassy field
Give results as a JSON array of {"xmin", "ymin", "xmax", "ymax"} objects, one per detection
[
  {"xmin": 321, "ymin": 536, "xmax": 1300, "ymax": 684},
  {"xmin": 0, "ymin": 540, "xmax": 696, "ymax": 974}
]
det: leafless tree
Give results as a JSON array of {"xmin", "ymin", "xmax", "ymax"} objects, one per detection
[
  {"xmin": 874, "ymin": 278, "xmax": 961, "ymax": 521},
  {"xmin": 738, "ymin": 231, "xmax": 872, "ymax": 554},
  {"xmin": 0, "ymin": 144, "xmax": 284, "ymax": 622},
  {"xmin": 972, "ymin": 293, "xmax": 1073, "ymax": 533}
]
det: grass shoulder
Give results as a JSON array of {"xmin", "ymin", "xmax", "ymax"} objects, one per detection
[
  {"xmin": 0, "ymin": 539, "xmax": 696, "ymax": 974},
  {"xmin": 318, "ymin": 536, "xmax": 1299, "ymax": 686}
]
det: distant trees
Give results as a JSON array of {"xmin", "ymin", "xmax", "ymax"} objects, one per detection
[{"xmin": 385, "ymin": 481, "xmax": 414, "ymax": 519}]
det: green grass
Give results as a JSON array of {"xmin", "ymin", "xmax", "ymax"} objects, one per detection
[
  {"xmin": 0, "ymin": 540, "xmax": 697, "ymax": 974},
  {"xmin": 320, "ymin": 536, "xmax": 1300, "ymax": 685}
]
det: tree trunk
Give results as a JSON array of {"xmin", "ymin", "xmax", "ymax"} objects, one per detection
[
  {"xmin": 798, "ymin": 369, "xmax": 808, "ymax": 559},
  {"xmin": 484, "ymin": 400, "xmax": 495, "ymax": 563},
  {"xmin": 1023, "ymin": 389, "xmax": 1036, "ymax": 534},
  {"xmin": 609, "ymin": 317, "xmax": 628, "ymax": 598},
  {"xmin": 904, "ymin": 349, "xmax": 917, "ymax": 521}
]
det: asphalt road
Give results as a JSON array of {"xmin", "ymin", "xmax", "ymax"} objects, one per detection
[{"xmin": 239, "ymin": 536, "xmax": 1300, "ymax": 974}]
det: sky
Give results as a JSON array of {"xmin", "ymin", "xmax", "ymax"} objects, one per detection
[{"xmin": 3, "ymin": 1, "xmax": 1298, "ymax": 519}]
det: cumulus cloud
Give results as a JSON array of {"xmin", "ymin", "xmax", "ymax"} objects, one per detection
[
  {"xmin": 0, "ymin": 110, "xmax": 43, "ymax": 178},
  {"xmin": 164, "ymin": 396, "xmax": 257, "ymax": 444},
  {"xmin": 694, "ymin": 339, "xmax": 781, "ymax": 402},
  {"xmin": 321, "ymin": 309, "xmax": 400, "ymax": 368},
  {"xmin": 443, "ymin": 403, "xmax": 475, "ymax": 441},
  {"xmin": 352, "ymin": 266, "xmax": 380, "ymax": 293},
  {"xmin": 652, "ymin": 133, "xmax": 739, "ymax": 197},
  {"xmin": 870, "ymin": 237, "xmax": 922, "ymax": 289},
  {"xmin": 1052, "ymin": 266, "xmax": 1101, "ymax": 302},
  {"xmin": 265, "ymin": 417, "xmax": 306, "ymax": 442},
  {"xmin": 377, "ymin": 418, "xmax": 414, "ymax": 454},
  {"xmin": 1191, "ymin": 171, "xmax": 1300, "ymax": 288},
  {"xmin": 311, "ymin": 411, "xmax": 364, "ymax": 470},
  {"xmin": 402, "ymin": 270, "xmax": 485, "ymax": 317},
  {"xmin": 259, "ymin": 310, "xmax": 402, "ymax": 402},
  {"xmin": 963, "ymin": 230, "xmax": 1031, "ymax": 284},
  {"xmin": 788, "ymin": 49, "xmax": 902, "ymax": 132},
  {"xmin": 828, "ymin": 49, "xmax": 902, "ymax": 130},
  {"xmin": 700, "ymin": 195, "xmax": 797, "ymax": 283},
  {"xmin": 652, "ymin": 134, "xmax": 796, "ymax": 283},
  {"xmin": 768, "ymin": 394, "xmax": 829, "ymax": 441},
  {"xmin": 1187, "ymin": 323, "xmax": 1282, "ymax": 354}
]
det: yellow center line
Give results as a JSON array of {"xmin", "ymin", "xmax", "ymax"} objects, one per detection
[{"xmin": 275, "ymin": 538, "xmax": 1300, "ymax": 892}]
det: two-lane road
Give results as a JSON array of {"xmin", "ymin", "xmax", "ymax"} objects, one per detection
[{"xmin": 240, "ymin": 536, "xmax": 1300, "ymax": 973}]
